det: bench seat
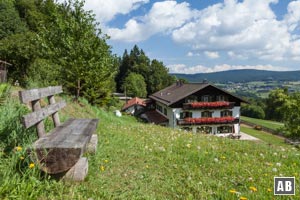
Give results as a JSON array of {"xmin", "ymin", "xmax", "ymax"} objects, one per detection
[{"xmin": 33, "ymin": 118, "xmax": 99, "ymax": 174}]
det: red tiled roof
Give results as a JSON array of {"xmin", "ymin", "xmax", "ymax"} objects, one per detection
[
  {"xmin": 122, "ymin": 97, "xmax": 146, "ymax": 111},
  {"xmin": 143, "ymin": 110, "xmax": 169, "ymax": 124}
]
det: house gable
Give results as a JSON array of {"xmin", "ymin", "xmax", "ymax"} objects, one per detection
[
  {"xmin": 170, "ymin": 85, "xmax": 246, "ymax": 108},
  {"xmin": 149, "ymin": 83, "xmax": 247, "ymax": 108}
]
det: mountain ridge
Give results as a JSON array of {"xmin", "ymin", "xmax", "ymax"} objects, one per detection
[{"xmin": 171, "ymin": 69, "xmax": 300, "ymax": 83}]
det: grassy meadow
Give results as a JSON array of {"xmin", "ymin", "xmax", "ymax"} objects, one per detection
[
  {"xmin": 0, "ymin": 89, "xmax": 300, "ymax": 199},
  {"xmin": 241, "ymin": 116, "xmax": 284, "ymax": 131}
]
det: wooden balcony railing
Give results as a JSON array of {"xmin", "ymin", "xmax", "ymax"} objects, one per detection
[
  {"xmin": 177, "ymin": 117, "xmax": 239, "ymax": 125},
  {"xmin": 183, "ymin": 101, "xmax": 235, "ymax": 110}
]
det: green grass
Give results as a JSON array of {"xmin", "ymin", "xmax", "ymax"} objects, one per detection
[
  {"xmin": 241, "ymin": 116, "xmax": 284, "ymax": 130},
  {"xmin": 1, "ymin": 91, "xmax": 300, "ymax": 199},
  {"xmin": 240, "ymin": 126, "xmax": 288, "ymax": 147}
]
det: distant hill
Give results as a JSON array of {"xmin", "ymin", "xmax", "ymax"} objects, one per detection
[{"xmin": 171, "ymin": 69, "xmax": 300, "ymax": 83}]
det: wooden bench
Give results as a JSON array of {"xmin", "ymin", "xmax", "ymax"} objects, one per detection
[{"xmin": 19, "ymin": 86, "xmax": 99, "ymax": 181}]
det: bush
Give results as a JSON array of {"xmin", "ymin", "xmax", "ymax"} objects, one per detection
[
  {"xmin": 241, "ymin": 104, "xmax": 265, "ymax": 119},
  {"xmin": 0, "ymin": 96, "xmax": 36, "ymax": 153},
  {"xmin": 0, "ymin": 83, "xmax": 10, "ymax": 105}
]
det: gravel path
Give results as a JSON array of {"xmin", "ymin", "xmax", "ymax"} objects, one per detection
[{"xmin": 239, "ymin": 132, "xmax": 260, "ymax": 141}]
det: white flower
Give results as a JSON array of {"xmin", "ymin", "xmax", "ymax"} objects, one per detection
[
  {"xmin": 158, "ymin": 146, "xmax": 166, "ymax": 152},
  {"xmin": 272, "ymin": 168, "xmax": 278, "ymax": 172},
  {"xmin": 276, "ymin": 162, "xmax": 282, "ymax": 167},
  {"xmin": 214, "ymin": 158, "xmax": 219, "ymax": 162}
]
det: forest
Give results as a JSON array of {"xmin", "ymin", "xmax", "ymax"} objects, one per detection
[{"xmin": 0, "ymin": 0, "xmax": 174, "ymax": 105}]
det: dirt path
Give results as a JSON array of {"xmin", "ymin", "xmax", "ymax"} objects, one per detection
[{"xmin": 239, "ymin": 132, "xmax": 260, "ymax": 141}]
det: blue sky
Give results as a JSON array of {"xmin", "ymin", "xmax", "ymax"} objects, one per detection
[{"xmin": 59, "ymin": 0, "xmax": 300, "ymax": 73}]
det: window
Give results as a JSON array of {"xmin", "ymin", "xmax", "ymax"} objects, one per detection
[
  {"xmin": 201, "ymin": 95, "xmax": 211, "ymax": 102},
  {"xmin": 181, "ymin": 127, "xmax": 193, "ymax": 132},
  {"xmin": 217, "ymin": 126, "xmax": 233, "ymax": 134},
  {"xmin": 186, "ymin": 95, "xmax": 198, "ymax": 103},
  {"xmin": 180, "ymin": 111, "xmax": 192, "ymax": 119},
  {"xmin": 196, "ymin": 126, "xmax": 212, "ymax": 134},
  {"xmin": 201, "ymin": 111, "xmax": 212, "ymax": 118},
  {"xmin": 221, "ymin": 110, "xmax": 233, "ymax": 117},
  {"xmin": 164, "ymin": 108, "xmax": 167, "ymax": 116},
  {"xmin": 156, "ymin": 104, "xmax": 162, "ymax": 112},
  {"xmin": 217, "ymin": 95, "xmax": 228, "ymax": 101}
]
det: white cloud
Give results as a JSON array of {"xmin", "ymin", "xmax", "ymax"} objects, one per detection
[
  {"xmin": 167, "ymin": 63, "xmax": 288, "ymax": 74},
  {"xmin": 186, "ymin": 51, "xmax": 201, "ymax": 57},
  {"xmin": 204, "ymin": 51, "xmax": 219, "ymax": 59},
  {"xmin": 172, "ymin": 0, "xmax": 299, "ymax": 61},
  {"xmin": 106, "ymin": 1, "xmax": 194, "ymax": 42},
  {"xmin": 56, "ymin": 0, "xmax": 149, "ymax": 23},
  {"xmin": 284, "ymin": 0, "xmax": 300, "ymax": 32},
  {"xmin": 58, "ymin": 0, "xmax": 300, "ymax": 62},
  {"xmin": 187, "ymin": 52, "xmax": 194, "ymax": 57},
  {"xmin": 227, "ymin": 51, "xmax": 248, "ymax": 60}
]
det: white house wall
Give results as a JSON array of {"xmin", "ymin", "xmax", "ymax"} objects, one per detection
[
  {"xmin": 185, "ymin": 106, "xmax": 240, "ymax": 118},
  {"xmin": 155, "ymin": 103, "xmax": 241, "ymax": 135}
]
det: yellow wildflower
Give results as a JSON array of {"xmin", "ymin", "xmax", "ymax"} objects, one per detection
[
  {"xmin": 104, "ymin": 159, "xmax": 108, "ymax": 163},
  {"xmin": 145, "ymin": 165, "xmax": 149, "ymax": 169},
  {"xmin": 240, "ymin": 197, "xmax": 247, "ymax": 200},
  {"xmin": 229, "ymin": 189, "xmax": 237, "ymax": 194},
  {"xmin": 220, "ymin": 156, "xmax": 226, "ymax": 159},
  {"xmin": 249, "ymin": 186, "xmax": 257, "ymax": 192},
  {"xmin": 100, "ymin": 166, "xmax": 105, "ymax": 171},
  {"xmin": 267, "ymin": 188, "xmax": 272, "ymax": 192},
  {"xmin": 29, "ymin": 163, "xmax": 35, "ymax": 169},
  {"xmin": 20, "ymin": 156, "xmax": 24, "ymax": 160},
  {"xmin": 186, "ymin": 144, "xmax": 191, "ymax": 148},
  {"xmin": 15, "ymin": 146, "xmax": 22, "ymax": 151}
]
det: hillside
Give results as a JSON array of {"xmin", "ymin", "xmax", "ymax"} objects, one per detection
[
  {"xmin": 1, "ymin": 91, "xmax": 300, "ymax": 199},
  {"xmin": 172, "ymin": 69, "xmax": 300, "ymax": 83}
]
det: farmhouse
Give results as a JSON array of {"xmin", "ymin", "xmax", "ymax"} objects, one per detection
[{"xmin": 149, "ymin": 82, "xmax": 247, "ymax": 136}]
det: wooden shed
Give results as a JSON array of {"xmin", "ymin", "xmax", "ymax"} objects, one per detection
[{"xmin": 0, "ymin": 60, "xmax": 12, "ymax": 82}]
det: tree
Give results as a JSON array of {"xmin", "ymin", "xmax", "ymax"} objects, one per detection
[
  {"xmin": 147, "ymin": 59, "xmax": 174, "ymax": 94},
  {"xmin": 116, "ymin": 45, "xmax": 175, "ymax": 96},
  {"xmin": 0, "ymin": 0, "xmax": 27, "ymax": 39},
  {"xmin": 122, "ymin": 73, "xmax": 147, "ymax": 98},
  {"xmin": 241, "ymin": 104, "xmax": 265, "ymax": 119},
  {"xmin": 282, "ymin": 92, "xmax": 300, "ymax": 138},
  {"xmin": 0, "ymin": 32, "xmax": 40, "ymax": 85},
  {"xmin": 264, "ymin": 88, "xmax": 289, "ymax": 121},
  {"xmin": 39, "ymin": 0, "xmax": 117, "ymax": 104}
]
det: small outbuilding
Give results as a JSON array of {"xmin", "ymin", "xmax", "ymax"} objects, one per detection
[
  {"xmin": 0, "ymin": 60, "xmax": 12, "ymax": 83},
  {"xmin": 121, "ymin": 97, "xmax": 146, "ymax": 116}
]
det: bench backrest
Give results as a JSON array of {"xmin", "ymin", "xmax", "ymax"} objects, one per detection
[{"xmin": 19, "ymin": 86, "xmax": 66, "ymax": 138}]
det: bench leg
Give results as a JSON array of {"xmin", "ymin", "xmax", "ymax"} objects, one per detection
[
  {"xmin": 87, "ymin": 134, "xmax": 98, "ymax": 154},
  {"xmin": 63, "ymin": 157, "xmax": 88, "ymax": 182}
]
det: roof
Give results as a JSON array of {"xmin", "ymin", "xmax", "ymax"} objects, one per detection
[
  {"xmin": 142, "ymin": 110, "xmax": 169, "ymax": 124},
  {"xmin": 149, "ymin": 82, "xmax": 247, "ymax": 106},
  {"xmin": 121, "ymin": 97, "xmax": 146, "ymax": 111}
]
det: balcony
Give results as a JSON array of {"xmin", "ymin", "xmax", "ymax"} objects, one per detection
[
  {"xmin": 183, "ymin": 101, "xmax": 235, "ymax": 110},
  {"xmin": 177, "ymin": 116, "xmax": 239, "ymax": 125}
]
